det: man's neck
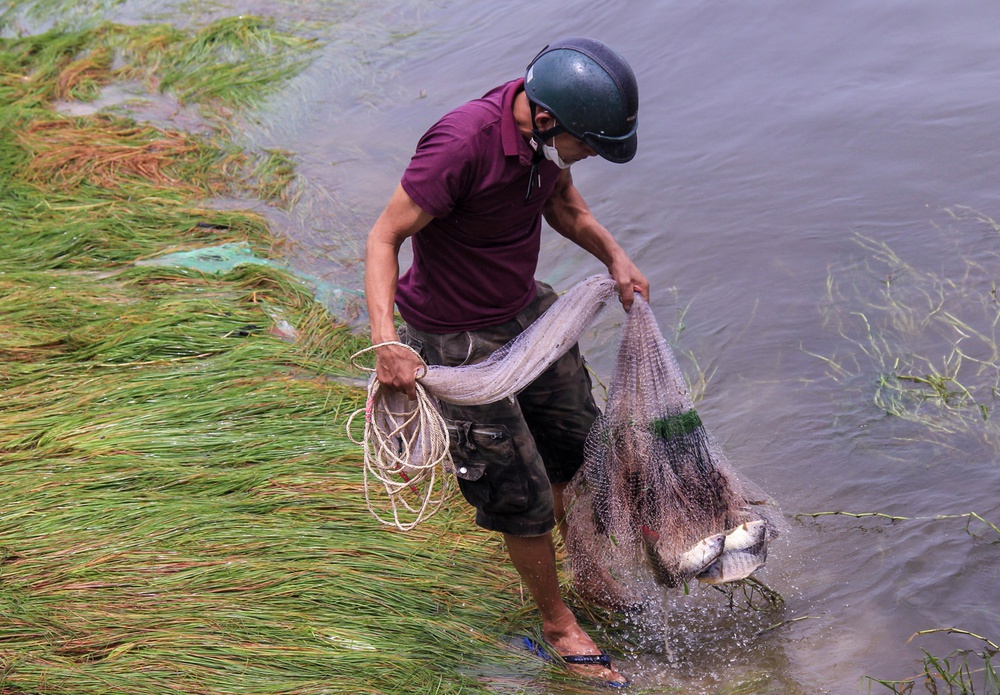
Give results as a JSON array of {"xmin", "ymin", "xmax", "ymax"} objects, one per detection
[{"xmin": 512, "ymin": 89, "xmax": 534, "ymax": 141}]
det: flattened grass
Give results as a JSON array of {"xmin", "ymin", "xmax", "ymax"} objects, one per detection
[
  {"xmin": 0, "ymin": 210, "xmax": 532, "ymax": 692},
  {"xmin": 0, "ymin": 16, "xmax": 573, "ymax": 695},
  {"xmin": 2, "ymin": 15, "xmax": 316, "ymax": 112},
  {"xmin": 19, "ymin": 115, "xmax": 212, "ymax": 191}
]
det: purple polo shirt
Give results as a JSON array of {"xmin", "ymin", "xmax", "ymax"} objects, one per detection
[{"xmin": 396, "ymin": 79, "xmax": 561, "ymax": 333}]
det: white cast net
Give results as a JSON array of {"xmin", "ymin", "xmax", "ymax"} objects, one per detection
[
  {"xmin": 419, "ymin": 275, "xmax": 621, "ymax": 404},
  {"xmin": 350, "ymin": 274, "xmax": 782, "ymax": 591}
]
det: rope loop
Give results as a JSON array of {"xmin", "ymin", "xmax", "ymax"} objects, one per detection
[{"xmin": 346, "ymin": 342, "xmax": 451, "ymax": 531}]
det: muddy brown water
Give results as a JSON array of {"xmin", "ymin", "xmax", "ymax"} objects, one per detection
[{"xmin": 39, "ymin": 0, "xmax": 1000, "ymax": 691}]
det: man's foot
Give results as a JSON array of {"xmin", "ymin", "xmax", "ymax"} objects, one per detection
[
  {"xmin": 543, "ymin": 612, "xmax": 629, "ymax": 686},
  {"xmin": 559, "ymin": 651, "xmax": 629, "ymax": 688}
]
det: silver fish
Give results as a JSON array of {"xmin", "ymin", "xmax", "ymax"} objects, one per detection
[
  {"xmin": 696, "ymin": 520, "xmax": 768, "ymax": 585},
  {"xmin": 642, "ymin": 525, "xmax": 725, "ymax": 587},
  {"xmin": 722, "ymin": 519, "xmax": 767, "ymax": 551}
]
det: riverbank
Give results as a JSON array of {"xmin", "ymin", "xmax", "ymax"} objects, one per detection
[{"xmin": 0, "ymin": 14, "xmax": 613, "ymax": 694}]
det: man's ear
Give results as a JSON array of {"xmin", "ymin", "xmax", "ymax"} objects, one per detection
[{"xmin": 534, "ymin": 109, "xmax": 556, "ymax": 131}]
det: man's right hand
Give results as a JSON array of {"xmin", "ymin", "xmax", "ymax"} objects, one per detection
[
  {"xmin": 364, "ymin": 183, "xmax": 434, "ymax": 402},
  {"xmin": 374, "ymin": 342, "xmax": 425, "ymax": 401}
]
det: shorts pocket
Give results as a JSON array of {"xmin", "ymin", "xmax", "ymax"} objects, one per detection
[
  {"xmin": 397, "ymin": 325, "xmax": 424, "ymax": 357},
  {"xmin": 446, "ymin": 420, "xmax": 535, "ymax": 515}
]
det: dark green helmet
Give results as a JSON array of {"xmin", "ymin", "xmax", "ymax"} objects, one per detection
[{"xmin": 525, "ymin": 37, "xmax": 639, "ymax": 163}]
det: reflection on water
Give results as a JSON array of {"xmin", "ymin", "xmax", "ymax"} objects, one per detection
[{"xmin": 29, "ymin": 0, "xmax": 1000, "ymax": 691}]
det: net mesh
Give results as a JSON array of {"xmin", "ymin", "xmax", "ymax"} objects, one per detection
[
  {"xmin": 565, "ymin": 292, "xmax": 783, "ymax": 595},
  {"xmin": 419, "ymin": 275, "xmax": 621, "ymax": 405}
]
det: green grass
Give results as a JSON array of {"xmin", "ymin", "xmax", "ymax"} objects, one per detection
[
  {"xmin": 0, "ymin": 160, "xmax": 539, "ymax": 693},
  {"xmin": 0, "ymin": 16, "xmax": 594, "ymax": 694},
  {"xmin": 2, "ymin": 14, "xmax": 318, "ymax": 138}
]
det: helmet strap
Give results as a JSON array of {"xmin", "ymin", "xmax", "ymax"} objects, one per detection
[
  {"xmin": 525, "ymin": 148, "xmax": 544, "ymax": 202},
  {"xmin": 525, "ymin": 101, "xmax": 565, "ymax": 201},
  {"xmin": 527, "ymin": 99, "xmax": 567, "ymax": 148}
]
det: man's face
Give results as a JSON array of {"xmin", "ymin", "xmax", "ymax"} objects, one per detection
[
  {"xmin": 534, "ymin": 110, "xmax": 598, "ymax": 165},
  {"xmin": 552, "ymin": 133, "xmax": 597, "ymax": 165}
]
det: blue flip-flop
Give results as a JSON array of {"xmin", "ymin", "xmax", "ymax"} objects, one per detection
[{"xmin": 519, "ymin": 637, "xmax": 630, "ymax": 688}]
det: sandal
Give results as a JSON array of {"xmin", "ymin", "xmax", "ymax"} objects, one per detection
[{"xmin": 519, "ymin": 637, "xmax": 630, "ymax": 688}]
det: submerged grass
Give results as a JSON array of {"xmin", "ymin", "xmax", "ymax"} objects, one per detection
[
  {"xmin": 799, "ymin": 510, "xmax": 999, "ymax": 693},
  {"xmin": 0, "ymin": 15, "xmax": 606, "ymax": 695},
  {"xmin": 865, "ymin": 629, "xmax": 999, "ymax": 694},
  {"xmin": 815, "ymin": 218, "xmax": 1000, "ymax": 451},
  {"xmin": 795, "ymin": 510, "xmax": 1000, "ymax": 541}
]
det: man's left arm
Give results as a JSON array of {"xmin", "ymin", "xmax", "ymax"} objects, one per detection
[{"xmin": 543, "ymin": 169, "xmax": 650, "ymax": 309}]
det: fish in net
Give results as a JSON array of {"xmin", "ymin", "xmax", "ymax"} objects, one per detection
[{"xmin": 565, "ymin": 293, "xmax": 783, "ymax": 600}]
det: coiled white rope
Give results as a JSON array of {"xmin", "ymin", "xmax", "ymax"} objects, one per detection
[{"xmin": 346, "ymin": 341, "xmax": 453, "ymax": 531}]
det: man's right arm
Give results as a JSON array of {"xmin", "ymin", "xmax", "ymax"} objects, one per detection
[{"xmin": 365, "ymin": 183, "xmax": 434, "ymax": 399}]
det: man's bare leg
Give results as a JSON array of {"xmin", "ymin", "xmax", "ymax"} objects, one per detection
[
  {"xmin": 551, "ymin": 481, "xmax": 572, "ymax": 542},
  {"xmin": 504, "ymin": 531, "xmax": 627, "ymax": 685},
  {"xmin": 551, "ymin": 481, "xmax": 640, "ymax": 611}
]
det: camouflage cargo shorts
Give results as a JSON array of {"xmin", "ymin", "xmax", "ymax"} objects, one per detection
[{"xmin": 401, "ymin": 281, "xmax": 599, "ymax": 537}]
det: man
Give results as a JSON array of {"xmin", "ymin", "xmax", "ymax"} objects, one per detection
[{"xmin": 364, "ymin": 37, "xmax": 649, "ymax": 686}]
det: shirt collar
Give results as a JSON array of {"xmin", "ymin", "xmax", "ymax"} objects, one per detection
[{"xmin": 500, "ymin": 78, "xmax": 534, "ymax": 166}]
